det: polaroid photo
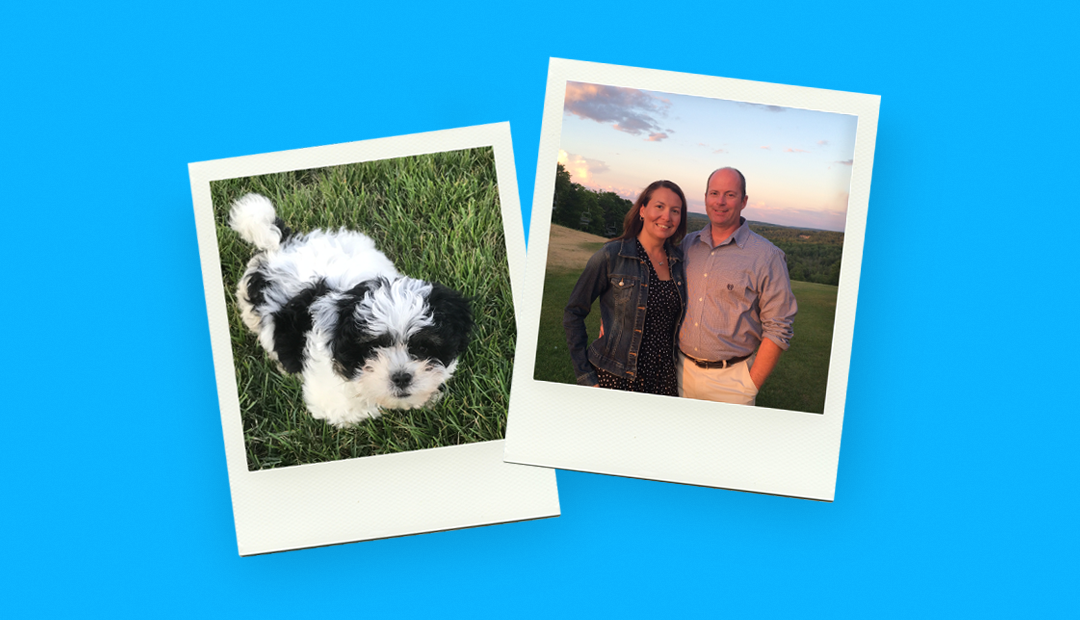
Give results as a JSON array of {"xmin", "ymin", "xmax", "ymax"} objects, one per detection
[
  {"xmin": 505, "ymin": 59, "xmax": 880, "ymax": 501},
  {"xmin": 190, "ymin": 123, "xmax": 559, "ymax": 555}
]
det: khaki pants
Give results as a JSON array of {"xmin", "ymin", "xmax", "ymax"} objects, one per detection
[{"xmin": 677, "ymin": 351, "xmax": 759, "ymax": 406}]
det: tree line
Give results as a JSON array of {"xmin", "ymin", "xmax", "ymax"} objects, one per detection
[
  {"xmin": 729, "ymin": 220, "xmax": 844, "ymax": 286},
  {"xmin": 555, "ymin": 164, "xmax": 844, "ymax": 285},
  {"xmin": 551, "ymin": 163, "xmax": 634, "ymax": 237}
]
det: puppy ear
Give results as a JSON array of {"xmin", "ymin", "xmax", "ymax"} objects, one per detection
[
  {"xmin": 271, "ymin": 279, "xmax": 329, "ymax": 374},
  {"xmin": 240, "ymin": 265, "xmax": 270, "ymax": 309},
  {"xmin": 330, "ymin": 280, "xmax": 378, "ymax": 379},
  {"xmin": 427, "ymin": 283, "xmax": 474, "ymax": 358}
]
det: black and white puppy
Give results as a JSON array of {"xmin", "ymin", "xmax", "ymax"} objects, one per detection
[{"xmin": 228, "ymin": 193, "xmax": 473, "ymax": 427}]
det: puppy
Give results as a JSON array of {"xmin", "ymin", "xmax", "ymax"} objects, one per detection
[{"xmin": 228, "ymin": 193, "xmax": 472, "ymax": 427}]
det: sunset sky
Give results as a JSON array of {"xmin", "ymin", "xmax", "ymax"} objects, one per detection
[{"xmin": 558, "ymin": 82, "xmax": 860, "ymax": 232}]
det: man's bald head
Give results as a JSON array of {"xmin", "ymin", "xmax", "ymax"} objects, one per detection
[{"xmin": 707, "ymin": 167, "xmax": 746, "ymax": 198}]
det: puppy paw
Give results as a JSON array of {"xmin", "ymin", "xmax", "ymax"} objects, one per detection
[{"xmin": 324, "ymin": 406, "xmax": 383, "ymax": 428}]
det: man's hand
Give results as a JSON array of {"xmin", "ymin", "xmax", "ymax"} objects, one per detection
[{"xmin": 749, "ymin": 338, "xmax": 783, "ymax": 389}]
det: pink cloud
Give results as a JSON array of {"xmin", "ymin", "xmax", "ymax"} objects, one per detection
[
  {"xmin": 742, "ymin": 200, "xmax": 847, "ymax": 232},
  {"xmin": 557, "ymin": 149, "xmax": 610, "ymax": 183}
]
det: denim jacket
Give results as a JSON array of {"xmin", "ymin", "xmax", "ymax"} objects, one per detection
[{"xmin": 563, "ymin": 237, "xmax": 687, "ymax": 386}]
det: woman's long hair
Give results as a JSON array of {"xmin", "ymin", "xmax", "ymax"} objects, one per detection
[{"xmin": 614, "ymin": 180, "xmax": 688, "ymax": 245}]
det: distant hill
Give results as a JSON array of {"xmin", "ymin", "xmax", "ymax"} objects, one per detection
[{"xmin": 685, "ymin": 212, "xmax": 843, "ymax": 246}]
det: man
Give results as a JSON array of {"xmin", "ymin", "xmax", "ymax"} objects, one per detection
[{"xmin": 677, "ymin": 167, "xmax": 797, "ymax": 405}]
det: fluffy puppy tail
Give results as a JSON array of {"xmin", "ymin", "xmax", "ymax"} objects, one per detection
[{"xmin": 228, "ymin": 193, "xmax": 293, "ymax": 251}]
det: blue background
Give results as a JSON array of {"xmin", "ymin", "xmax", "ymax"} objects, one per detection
[{"xmin": 3, "ymin": 2, "xmax": 1076, "ymax": 617}]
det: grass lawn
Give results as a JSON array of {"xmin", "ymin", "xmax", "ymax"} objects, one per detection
[
  {"xmin": 211, "ymin": 147, "xmax": 515, "ymax": 470},
  {"xmin": 534, "ymin": 227, "xmax": 836, "ymax": 413},
  {"xmin": 755, "ymin": 280, "xmax": 836, "ymax": 413}
]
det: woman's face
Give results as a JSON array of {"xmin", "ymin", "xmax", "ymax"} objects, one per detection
[{"xmin": 639, "ymin": 187, "xmax": 682, "ymax": 243}]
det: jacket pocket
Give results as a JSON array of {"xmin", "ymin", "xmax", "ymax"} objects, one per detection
[{"xmin": 609, "ymin": 275, "xmax": 637, "ymax": 305}]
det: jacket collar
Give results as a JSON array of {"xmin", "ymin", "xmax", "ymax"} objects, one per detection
[{"xmin": 616, "ymin": 236, "xmax": 683, "ymax": 263}]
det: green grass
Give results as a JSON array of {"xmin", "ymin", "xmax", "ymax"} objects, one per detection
[
  {"xmin": 211, "ymin": 147, "xmax": 515, "ymax": 470},
  {"xmin": 754, "ymin": 280, "xmax": 836, "ymax": 413},
  {"xmin": 533, "ymin": 265, "xmax": 836, "ymax": 414},
  {"xmin": 532, "ymin": 269, "xmax": 603, "ymax": 384}
]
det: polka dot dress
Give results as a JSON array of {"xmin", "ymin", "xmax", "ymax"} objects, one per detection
[{"xmin": 596, "ymin": 239, "xmax": 680, "ymax": 396}]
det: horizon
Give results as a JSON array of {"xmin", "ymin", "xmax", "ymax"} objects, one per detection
[{"xmin": 684, "ymin": 212, "xmax": 845, "ymax": 235}]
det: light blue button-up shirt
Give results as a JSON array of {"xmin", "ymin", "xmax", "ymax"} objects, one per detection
[{"xmin": 678, "ymin": 218, "xmax": 797, "ymax": 361}]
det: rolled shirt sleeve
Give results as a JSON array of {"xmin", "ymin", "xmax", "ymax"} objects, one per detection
[{"xmin": 758, "ymin": 247, "xmax": 797, "ymax": 351}]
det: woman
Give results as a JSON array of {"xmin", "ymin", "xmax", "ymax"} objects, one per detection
[{"xmin": 563, "ymin": 180, "xmax": 689, "ymax": 395}]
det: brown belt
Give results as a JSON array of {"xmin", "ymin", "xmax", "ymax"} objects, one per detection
[{"xmin": 681, "ymin": 352, "xmax": 750, "ymax": 369}]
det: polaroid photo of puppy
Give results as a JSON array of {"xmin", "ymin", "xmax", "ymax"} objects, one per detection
[
  {"xmin": 505, "ymin": 59, "xmax": 880, "ymax": 501},
  {"xmin": 190, "ymin": 123, "xmax": 558, "ymax": 555}
]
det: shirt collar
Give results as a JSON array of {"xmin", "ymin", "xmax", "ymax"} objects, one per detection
[
  {"xmin": 730, "ymin": 217, "xmax": 751, "ymax": 248},
  {"xmin": 694, "ymin": 217, "xmax": 750, "ymax": 249}
]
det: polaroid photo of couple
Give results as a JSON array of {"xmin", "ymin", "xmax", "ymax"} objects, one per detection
[{"xmin": 506, "ymin": 58, "xmax": 880, "ymax": 501}]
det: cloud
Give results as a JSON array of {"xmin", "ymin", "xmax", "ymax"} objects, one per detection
[
  {"xmin": 564, "ymin": 82, "xmax": 671, "ymax": 139},
  {"xmin": 558, "ymin": 149, "xmax": 610, "ymax": 183},
  {"xmin": 712, "ymin": 148, "xmax": 728, "ymax": 154},
  {"xmin": 586, "ymin": 183, "xmax": 639, "ymax": 201},
  {"xmin": 835, "ymin": 159, "xmax": 853, "ymax": 166},
  {"xmin": 785, "ymin": 148, "xmax": 810, "ymax": 153},
  {"xmin": 760, "ymin": 146, "xmax": 771, "ymax": 150},
  {"xmin": 817, "ymin": 140, "xmax": 829, "ymax": 146}
]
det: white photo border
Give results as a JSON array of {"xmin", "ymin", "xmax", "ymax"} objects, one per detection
[
  {"xmin": 504, "ymin": 59, "xmax": 880, "ymax": 501},
  {"xmin": 191, "ymin": 123, "xmax": 559, "ymax": 555}
]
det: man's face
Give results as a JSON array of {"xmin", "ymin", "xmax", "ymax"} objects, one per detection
[{"xmin": 705, "ymin": 169, "xmax": 748, "ymax": 231}]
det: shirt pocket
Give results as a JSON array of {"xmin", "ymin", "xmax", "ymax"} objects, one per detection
[
  {"xmin": 608, "ymin": 274, "xmax": 638, "ymax": 305},
  {"xmin": 715, "ymin": 268, "xmax": 756, "ymax": 308}
]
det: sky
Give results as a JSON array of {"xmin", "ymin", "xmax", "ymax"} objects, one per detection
[{"xmin": 557, "ymin": 82, "xmax": 860, "ymax": 232}]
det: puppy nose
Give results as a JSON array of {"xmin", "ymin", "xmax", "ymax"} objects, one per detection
[{"xmin": 391, "ymin": 371, "xmax": 412, "ymax": 389}]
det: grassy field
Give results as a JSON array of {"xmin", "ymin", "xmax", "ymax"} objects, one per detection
[
  {"xmin": 534, "ymin": 225, "xmax": 836, "ymax": 414},
  {"xmin": 211, "ymin": 147, "xmax": 515, "ymax": 470}
]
